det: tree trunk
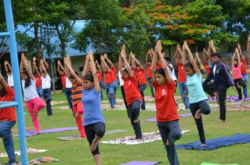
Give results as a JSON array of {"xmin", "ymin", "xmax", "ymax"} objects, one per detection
[{"xmin": 34, "ymin": 22, "xmax": 41, "ymax": 64}]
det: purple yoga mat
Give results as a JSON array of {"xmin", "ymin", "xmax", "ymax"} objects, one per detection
[
  {"xmin": 14, "ymin": 127, "xmax": 78, "ymax": 137},
  {"xmin": 120, "ymin": 161, "xmax": 162, "ymax": 165},
  {"xmin": 142, "ymin": 113, "xmax": 192, "ymax": 122}
]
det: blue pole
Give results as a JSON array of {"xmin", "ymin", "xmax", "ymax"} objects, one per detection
[{"xmin": 3, "ymin": 0, "xmax": 28, "ymax": 164}]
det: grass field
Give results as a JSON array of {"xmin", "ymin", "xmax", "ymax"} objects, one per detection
[{"xmin": 1, "ymin": 76, "xmax": 250, "ymax": 165}]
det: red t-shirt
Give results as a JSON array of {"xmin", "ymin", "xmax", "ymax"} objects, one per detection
[
  {"xmin": 122, "ymin": 74, "xmax": 142, "ymax": 105},
  {"xmin": 155, "ymin": 62, "xmax": 162, "ymax": 70},
  {"xmin": 110, "ymin": 66, "xmax": 117, "ymax": 81},
  {"xmin": 60, "ymin": 74, "xmax": 66, "ymax": 88},
  {"xmin": 204, "ymin": 62, "xmax": 210, "ymax": 76},
  {"xmin": 104, "ymin": 69, "xmax": 115, "ymax": 84},
  {"xmin": 0, "ymin": 86, "xmax": 16, "ymax": 121},
  {"xmin": 134, "ymin": 68, "xmax": 147, "ymax": 85},
  {"xmin": 153, "ymin": 80, "xmax": 179, "ymax": 122},
  {"xmin": 97, "ymin": 71, "xmax": 102, "ymax": 82},
  {"xmin": 177, "ymin": 63, "xmax": 187, "ymax": 82},
  {"xmin": 146, "ymin": 64, "xmax": 152, "ymax": 78},
  {"xmin": 35, "ymin": 75, "xmax": 42, "ymax": 88},
  {"xmin": 241, "ymin": 59, "xmax": 247, "ymax": 74}
]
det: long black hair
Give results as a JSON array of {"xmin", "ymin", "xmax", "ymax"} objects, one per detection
[
  {"xmin": 184, "ymin": 62, "xmax": 194, "ymax": 71},
  {"xmin": 22, "ymin": 70, "xmax": 31, "ymax": 88},
  {"xmin": 155, "ymin": 68, "xmax": 166, "ymax": 78},
  {"xmin": 82, "ymin": 73, "xmax": 94, "ymax": 82},
  {"xmin": 68, "ymin": 70, "xmax": 79, "ymax": 79}
]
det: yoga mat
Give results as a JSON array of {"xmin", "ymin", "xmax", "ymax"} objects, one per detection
[
  {"xmin": 176, "ymin": 133, "xmax": 250, "ymax": 150},
  {"xmin": 57, "ymin": 134, "xmax": 80, "ymax": 141},
  {"xmin": 201, "ymin": 163, "xmax": 238, "ymax": 165},
  {"xmin": 120, "ymin": 161, "xmax": 162, "ymax": 165},
  {"xmin": 12, "ymin": 127, "xmax": 34, "ymax": 132},
  {"xmin": 105, "ymin": 130, "xmax": 128, "ymax": 135},
  {"xmin": 142, "ymin": 113, "xmax": 192, "ymax": 122},
  {"xmin": 14, "ymin": 127, "xmax": 78, "ymax": 137}
]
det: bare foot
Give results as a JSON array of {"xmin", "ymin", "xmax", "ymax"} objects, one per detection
[
  {"xmin": 194, "ymin": 108, "xmax": 201, "ymax": 119},
  {"xmin": 90, "ymin": 141, "xmax": 98, "ymax": 152},
  {"xmin": 134, "ymin": 117, "xmax": 140, "ymax": 123},
  {"xmin": 221, "ymin": 120, "xmax": 225, "ymax": 123},
  {"xmin": 166, "ymin": 139, "xmax": 171, "ymax": 146},
  {"xmin": 201, "ymin": 143, "xmax": 206, "ymax": 147}
]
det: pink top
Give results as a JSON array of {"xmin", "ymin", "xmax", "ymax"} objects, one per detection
[{"xmin": 232, "ymin": 65, "xmax": 242, "ymax": 79}]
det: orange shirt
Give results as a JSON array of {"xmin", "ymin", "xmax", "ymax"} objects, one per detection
[
  {"xmin": 177, "ymin": 62, "xmax": 187, "ymax": 82},
  {"xmin": 153, "ymin": 80, "xmax": 179, "ymax": 122},
  {"xmin": 146, "ymin": 64, "xmax": 152, "ymax": 78},
  {"xmin": 134, "ymin": 68, "xmax": 147, "ymax": 85},
  {"xmin": 155, "ymin": 62, "xmax": 162, "ymax": 70},
  {"xmin": 97, "ymin": 71, "xmax": 102, "ymax": 82},
  {"xmin": 122, "ymin": 74, "xmax": 142, "ymax": 105},
  {"xmin": 204, "ymin": 62, "xmax": 210, "ymax": 76},
  {"xmin": 0, "ymin": 86, "xmax": 16, "ymax": 121},
  {"xmin": 60, "ymin": 74, "xmax": 66, "ymax": 88},
  {"xmin": 110, "ymin": 66, "xmax": 117, "ymax": 81},
  {"xmin": 35, "ymin": 75, "xmax": 42, "ymax": 88},
  {"xmin": 71, "ymin": 80, "xmax": 83, "ymax": 105},
  {"xmin": 241, "ymin": 59, "xmax": 247, "ymax": 74}
]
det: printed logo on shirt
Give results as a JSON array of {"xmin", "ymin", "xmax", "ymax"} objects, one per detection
[
  {"xmin": 128, "ymin": 81, "xmax": 131, "ymax": 85},
  {"xmin": 216, "ymin": 70, "xmax": 219, "ymax": 74},
  {"xmin": 162, "ymin": 89, "xmax": 166, "ymax": 96}
]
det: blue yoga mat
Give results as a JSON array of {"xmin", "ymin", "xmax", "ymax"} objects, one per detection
[{"xmin": 176, "ymin": 133, "xmax": 250, "ymax": 150}]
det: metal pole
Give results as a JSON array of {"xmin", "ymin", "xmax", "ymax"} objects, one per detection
[{"xmin": 3, "ymin": 0, "xmax": 28, "ymax": 164}]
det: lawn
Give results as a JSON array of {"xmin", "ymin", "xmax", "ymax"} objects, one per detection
[{"xmin": 1, "ymin": 76, "xmax": 250, "ymax": 165}]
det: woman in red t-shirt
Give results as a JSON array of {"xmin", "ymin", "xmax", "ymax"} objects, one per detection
[
  {"xmin": 145, "ymin": 50, "xmax": 155, "ymax": 97},
  {"xmin": 130, "ymin": 53, "xmax": 147, "ymax": 110},
  {"xmin": 101, "ymin": 54, "xmax": 117, "ymax": 109},
  {"xmin": 119, "ymin": 45, "xmax": 142, "ymax": 139},
  {"xmin": 151, "ymin": 41, "xmax": 182, "ymax": 165},
  {"xmin": 0, "ymin": 73, "xmax": 19, "ymax": 164}
]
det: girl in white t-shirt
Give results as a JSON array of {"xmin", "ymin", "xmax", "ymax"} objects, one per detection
[
  {"xmin": 40, "ymin": 59, "xmax": 53, "ymax": 116},
  {"xmin": 4, "ymin": 61, "xmax": 14, "ymax": 88},
  {"xmin": 20, "ymin": 54, "xmax": 45, "ymax": 135}
]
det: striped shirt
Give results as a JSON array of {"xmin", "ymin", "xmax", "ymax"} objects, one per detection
[{"xmin": 71, "ymin": 80, "xmax": 83, "ymax": 105}]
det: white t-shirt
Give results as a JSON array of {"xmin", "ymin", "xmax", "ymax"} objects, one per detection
[
  {"xmin": 167, "ymin": 64, "xmax": 177, "ymax": 81},
  {"xmin": 22, "ymin": 79, "xmax": 39, "ymax": 101},
  {"xmin": 42, "ymin": 74, "xmax": 51, "ymax": 89},
  {"xmin": 118, "ymin": 71, "xmax": 124, "ymax": 86},
  {"xmin": 66, "ymin": 77, "xmax": 72, "ymax": 88},
  {"xmin": 7, "ymin": 74, "xmax": 14, "ymax": 87}
]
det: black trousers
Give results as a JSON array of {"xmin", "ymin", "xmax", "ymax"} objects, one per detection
[
  {"xmin": 203, "ymin": 83, "xmax": 227, "ymax": 121},
  {"xmin": 234, "ymin": 78, "xmax": 247, "ymax": 100},
  {"xmin": 121, "ymin": 86, "xmax": 128, "ymax": 112},
  {"xmin": 189, "ymin": 100, "xmax": 211, "ymax": 144},
  {"xmin": 84, "ymin": 122, "xmax": 105, "ymax": 155},
  {"xmin": 127, "ymin": 99, "xmax": 142, "ymax": 139}
]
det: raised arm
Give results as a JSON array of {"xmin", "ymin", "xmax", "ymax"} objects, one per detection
[
  {"xmin": 101, "ymin": 55, "xmax": 110, "ymax": 72},
  {"xmin": 202, "ymin": 48, "xmax": 207, "ymax": 64},
  {"xmin": 64, "ymin": 57, "xmax": 82, "ymax": 84},
  {"xmin": 145, "ymin": 50, "xmax": 150, "ymax": 62},
  {"xmin": 130, "ymin": 52, "xmax": 136, "ymax": 69},
  {"xmin": 131, "ymin": 53, "xmax": 142, "ymax": 67},
  {"xmin": 173, "ymin": 47, "xmax": 179, "ymax": 65},
  {"xmin": 33, "ymin": 57, "xmax": 40, "ymax": 75},
  {"xmin": 89, "ymin": 51, "xmax": 100, "ymax": 92},
  {"xmin": 209, "ymin": 40, "xmax": 216, "ymax": 53},
  {"xmin": 236, "ymin": 49, "xmax": 241, "ymax": 66},
  {"xmin": 150, "ymin": 47, "xmax": 158, "ymax": 82},
  {"xmin": 121, "ymin": 46, "xmax": 133, "ymax": 77},
  {"xmin": 119, "ymin": 54, "xmax": 123, "ymax": 74},
  {"xmin": 43, "ymin": 58, "xmax": 49, "ymax": 70},
  {"xmin": 196, "ymin": 52, "xmax": 203, "ymax": 69},
  {"xmin": 20, "ymin": 58, "xmax": 24, "ymax": 75},
  {"xmin": 40, "ymin": 59, "xmax": 48, "ymax": 75},
  {"xmin": 237, "ymin": 43, "xmax": 242, "ymax": 55},
  {"xmin": 183, "ymin": 41, "xmax": 201, "ymax": 75},
  {"xmin": 57, "ymin": 60, "xmax": 65, "ymax": 75},
  {"xmin": 104, "ymin": 54, "xmax": 114, "ymax": 67},
  {"xmin": 0, "ymin": 73, "xmax": 8, "ymax": 89},
  {"xmin": 231, "ymin": 50, "xmax": 236, "ymax": 67},
  {"xmin": 82, "ymin": 56, "xmax": 90, "ymax": 77},
  {"xmin": 22, "ymin": 54, "xmax": 35, "ymax": 80},
  {"xmin": 4, "ymin": 61, "xmax": 8, "ymax": 73},
  {"xmin": 156, "ymin": 40, "xmax": 171, "ymax": 82}
]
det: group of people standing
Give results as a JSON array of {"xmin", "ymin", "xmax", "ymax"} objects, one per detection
[{"xmin": 0, "ymin": 36, "xmax": 249, "ymax": 165}]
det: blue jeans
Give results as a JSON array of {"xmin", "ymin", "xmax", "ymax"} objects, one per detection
[
  {"xmin": 178, "ymin": 82, "xmax": 189, "ymax": 109},
  {"xmin": 43, "ymin": 89, "xmax": 53, "ymax": 116},
  {"xmin": 36, "ymin": 87, "xmax": 43, "ymax": 98},
  {"xmin": 0, "ymin": 120, "xmax": 16, "ymax": 164},
  {"xmin": 242, "ymin": 74, "xmax": 248, "ymax": 97},
  {"xmin": 63, "ymin": 88, "xmax": 72, "ymax": 109},
  {"xmin": 157, "ymin": 120, "xmax": 182, "ymax": 165},
  {"xmin": 139, "ymin": 83, "xmax": 147, "ymax": 110},
  {"xmin": 106, "ymin": 81, "xmax": 117, "ymax": 108},
  {"xmin": 99, "ymin": 82, "xmax": 107, "ymax": 99},
  {"xmin": 147, "ymin": 77, "xmax": 154, "ymax": 97}
]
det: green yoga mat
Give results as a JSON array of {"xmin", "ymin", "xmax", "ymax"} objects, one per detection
[{"xmin": 201, "ymin": 163, "xmax": 238, "ymax": 165}]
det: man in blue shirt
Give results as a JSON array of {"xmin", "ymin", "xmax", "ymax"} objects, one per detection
[{"xmin": 203, "ymin": 53, "xmax": 236, "ymax": 123}]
